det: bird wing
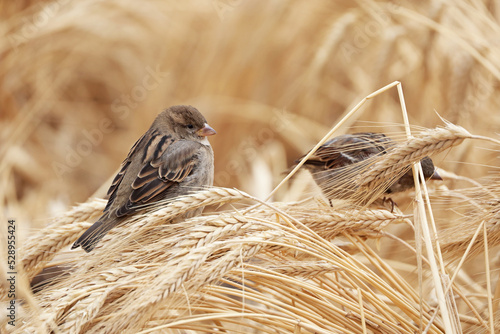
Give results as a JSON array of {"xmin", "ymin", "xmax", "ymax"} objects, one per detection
[
  {"xmin": 103, "ymin": 133, "xmax": 147, "ymax": 214},
  {"xmin": 105, "ymin": 132, "xmax": 202, "ymax": 218},
  {"xmin": 301, "ymin": 133, "xmax": 391, "ymax": 170}
]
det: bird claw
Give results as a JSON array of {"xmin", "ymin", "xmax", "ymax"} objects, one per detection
[{"xmin": 382, "ymin": 197, "xmax": 396, "ymax": 213}]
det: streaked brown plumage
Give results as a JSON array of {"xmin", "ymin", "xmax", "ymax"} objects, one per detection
[
  {"xmin": 72, "ymin": 105, "xmax": 216, "ymax": 252},
  {"xmin": 298, "ymin": 132, "xmax": 441, "ymax": 201}
]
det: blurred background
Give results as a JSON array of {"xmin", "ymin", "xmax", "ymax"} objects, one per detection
[{"xmin": 1, "ymin": 0, "xmax": 500, "ymax": 235}]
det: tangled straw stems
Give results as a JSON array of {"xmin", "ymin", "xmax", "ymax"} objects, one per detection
[
  {"xmin": 442, "ymin": 200, "xmax": 500, "ymax": 260},
  {"xmin": 105, "ymin": 219, "xmax": 274, "ymax": 333},
  {"xmin": 248, "ymin": 261, "xmax": 341, "ymax": 278},
  {"xmin": 246, "ymin": 205, "xmax": 407, "ymax": 239}
]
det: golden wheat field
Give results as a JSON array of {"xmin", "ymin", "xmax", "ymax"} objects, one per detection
[{"xmin": 2, "ymin": 0, "xmax": 500, "ymax": 333}]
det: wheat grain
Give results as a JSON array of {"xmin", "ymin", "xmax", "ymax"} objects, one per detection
[
  {"xmin": 59, "ymin": 289, "xmax": 109, "ymax": 334},
  {"xmin": 20, "ymin": 221, "xmax": 92, "ymax": 283},
  {"xmin": 19, "ymin": 199, "xmax": 105, "ymax": 280},
  {"xmin": 356, "ymin": 124, "xmax": 472, "ymax": 202}
]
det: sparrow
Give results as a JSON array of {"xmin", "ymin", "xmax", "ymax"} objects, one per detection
[
  {"xmin": 298, "ymin": 132, "xmax": 441, "ymax": 201},
  {"xmin": 72, "ymin": 105, "xmax": 216, "ymax": 252}
]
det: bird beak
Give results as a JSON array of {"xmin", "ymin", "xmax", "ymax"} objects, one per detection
[
  {"xmin": 197, "ymin": 123, "xmax": 217, "ymax": 137},
  {"xmin": 430, "ymin": 169, "xmax": 443, "ymax": 181}
]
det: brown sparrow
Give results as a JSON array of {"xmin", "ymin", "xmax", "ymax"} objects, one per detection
[
  {"xmin": 298, "ymin": 132, "xmax": 441, "ymax": 201},
  {"xmin": 72, "ymin": 105, "xmax": 216, "ymax": 252}
]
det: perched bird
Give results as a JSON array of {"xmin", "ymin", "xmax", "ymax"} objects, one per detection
[
  {"xmin": 298, "ymin": 132, "xmax": 441, "ymax": 202},
  {"xmin": 72, "ymin": 105, "xmax": 216, "ymax": 252}
]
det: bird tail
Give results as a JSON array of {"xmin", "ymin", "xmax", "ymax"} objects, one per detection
[{"xmin": 72, "ymin": 219, "xmax": 115, "ymax": 253}]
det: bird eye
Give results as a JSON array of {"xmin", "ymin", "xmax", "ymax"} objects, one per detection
[{"xmin": 187, "ymin": 124, "xmax": 194, "ymax": 129}]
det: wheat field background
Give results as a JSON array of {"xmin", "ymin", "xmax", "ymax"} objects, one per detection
[{"xmin": 1, "ymin": 0, "xmax": 500, "ymax": 333}]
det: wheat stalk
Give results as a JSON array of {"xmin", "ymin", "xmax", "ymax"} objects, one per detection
[{"xmin": 357, "ymin": 124, "xmax": 472, "ymax": 202}]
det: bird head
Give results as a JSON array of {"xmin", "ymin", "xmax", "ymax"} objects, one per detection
[{"xmin": 157, "ymin": 105, "xmax": 216, "ymax": 141}]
